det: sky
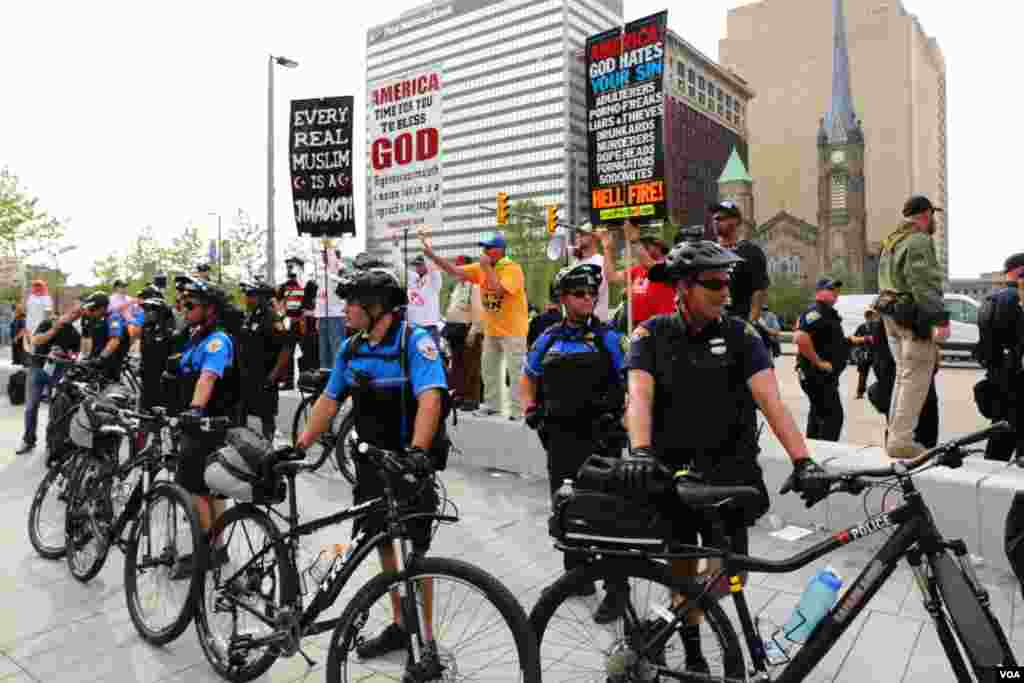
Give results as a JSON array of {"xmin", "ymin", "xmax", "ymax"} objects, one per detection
[{"xmin": 0, "ymin": 0, "xmax": 1016, "ymax": 284}]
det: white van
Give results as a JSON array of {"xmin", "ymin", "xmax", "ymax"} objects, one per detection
[{"xmin": 833, "ymin": 293, "xmax": 981, "ymax": 361}]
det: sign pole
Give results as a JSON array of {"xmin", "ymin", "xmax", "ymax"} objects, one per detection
[{"xmin": 625, "ymin": 225, "xmax": 633, "ymax": 333}]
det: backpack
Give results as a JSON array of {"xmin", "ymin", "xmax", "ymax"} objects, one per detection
[
  {"xmin": 974, "ymin": 292, "xmax": 999, "ymax": 368},
  {"xmin": 7, "ymin": 369, "xmax": 25, "ymax": 406}
]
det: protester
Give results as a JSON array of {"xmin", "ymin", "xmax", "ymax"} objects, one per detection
[
  {"xmin": 571, "ymin": 222, "xmax": 609, "ymax": 322},
  {"xmin": 24, "ymin": 280, "xmax": 52, "ymax": 356},
  {"xmin": 443, "ymin": 256, "xmax": 484, "ymax": 410},
  {"xmin": 420, "ymin": 229, "xmax": 528, "ymax": 420},
  {"xmin": 406, "ymin": 254, "xmax": 443, "ymax": 342},
  {"xmin": 316, "ymin": 246, "xmax": 348, "ymax": 368},
  {"xmin": 711, "ymin": 200, "xmax": 769, "ymax": 323},
  {"xmin": 11, "ymin": 304, "xmax": 26, "ymax": 366},
  {"xmin": 876, "ymin": 194, "xmax": 949, "ymax": 459},
  {"xmin": 597, "ymin": 220, "xmax": 675, "ymax": 330}
]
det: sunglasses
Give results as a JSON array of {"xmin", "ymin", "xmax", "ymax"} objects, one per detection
[
  {"xmin": 567, "ymin": 289, "xmax": 597, "ymax": 299},
  {"xmin": 694, "ymin": 278, "xmax": 730, "ymax": 291}
]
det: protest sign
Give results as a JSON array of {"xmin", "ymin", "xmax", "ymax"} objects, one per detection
[{"xmin": 289, "ymin": 96, "xmax": 355, "ymax": 237}]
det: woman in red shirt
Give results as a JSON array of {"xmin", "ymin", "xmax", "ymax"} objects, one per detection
[{"xmin": 598, "ymin": 221, "xmax": 676, "ymax": 329}]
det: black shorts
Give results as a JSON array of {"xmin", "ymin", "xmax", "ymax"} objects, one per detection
[
  {"xmin": 352, "ymin": 457, "xmax": 439, "ymax": 554},
  {"xmin": 175, "ymin": 429, "xmax": 227, "ymax": 496}
]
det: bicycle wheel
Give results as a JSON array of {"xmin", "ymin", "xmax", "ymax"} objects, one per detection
[
  {"xmin": 327, "ymin": 556, "xmax": 541, "ymax": 682},
  {"xmin": 27, "ymin": 453, "xmax": 78, "ymax": 559},
  {"xmin": 124, "ymin": 482, "xmax": 203, "ymax": 645},
  {"xmin": 329, "ymin": 410, "xmax": 357, "ymax": 485},
  {"xmin": 291, "ymin": 396, "xmax": 333, "ymax": 468},
  {"xmin": 64, "ymin": 454, "xmax": 114, "ymax": 583},
  {"xmin": 529, "ymin": 558, "xmax": 744, "ymax": 683},
  {"xmin": 194, "ymin": 503, "xmax": 298, "ymax": 683}
]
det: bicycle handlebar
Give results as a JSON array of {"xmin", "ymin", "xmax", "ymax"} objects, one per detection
[{"xmin": 355, "ymin": 441, "xmax": 434, "ymax": 479}]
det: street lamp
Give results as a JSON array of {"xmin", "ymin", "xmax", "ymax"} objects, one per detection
[
  {"xmin": 267, "ymin": 53, "xmax": 299, "ymax": 285},
  {"xmin": 208, "ymin": 212, "xmax": 223, "ymax": 284},
  {"xmin": 52, "ymin": 245, "xmax": 77, "ymax": 312}
]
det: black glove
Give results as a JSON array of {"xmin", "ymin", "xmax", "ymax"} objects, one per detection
[
  {"xmin": 83, "ymin": 356, "xmax": 105, "ymax": 370},
  {"xmin": 404, "ymin": 447, "xmax": 434, "ymax": 477},
  {"xmin": 781, "ymin": 458, "xmax": 831, "ymax": 508},
  {"xmin": 618, "ymin": 447, "xmax": 669, "ymax": 493},
  {"xmin": 179, "ymin": 406, "xmax": 207, "ymax": 427},
  {"xmin": 524, "ymin": 405, "xmax": 544, "ymax": 430}
]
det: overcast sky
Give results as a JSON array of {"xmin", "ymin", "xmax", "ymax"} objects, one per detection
[{"xmin": 0, "ymin": 1, "xmax": 1014, "ymax": 284}]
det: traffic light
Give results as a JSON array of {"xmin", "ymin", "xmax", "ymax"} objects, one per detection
[
  {"xmin": 546, "ymin": 205, "xmax": 559, "ymax": 234},
  {"xmin": 496, "ymin": 192, "xmax": 509, "ymax": 225}
]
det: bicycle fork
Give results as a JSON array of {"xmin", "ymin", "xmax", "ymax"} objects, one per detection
[{"xmin": 905, "ymin": 547, "xmax": 973, "ymax": 681}]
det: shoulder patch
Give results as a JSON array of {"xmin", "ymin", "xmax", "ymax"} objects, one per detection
[
  {"xmin": 416, "ymin": 335, "xmax": 439, "ymax": 361},
  {"xmin": 631, "ymin": 326, "xmax": 650, "ymax": 342},
  {"xmin": 805, "ymin": 310, "xmax": 821, "ymax": 324},
  {"xmin": 619, "ymin": 334, "xmax": 630, "ymax": 353},
  {"xmin": 206, "ymin": 338, "xmax": 224, "ymax": 353},
  {"xmin": 743, "ymin": 322, "xmax": 759, "ymax": 337}
]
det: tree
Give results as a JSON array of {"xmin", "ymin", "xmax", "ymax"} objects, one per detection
[
  {"xmin": 0, "ymin": 166, "xmax": 69, "ymax": 266},
  {"xmin": 164, "ymin": 222, "xmax": 206, "ymax": 278},
  {"xmin": 91, "ymin": 252, "xmax": 124, "ymax": 287},
  {"xmin": 124, "ymin": 225, "xmax": 168, "ymax": 282},
  {"xmin": 502, "ymin": 199, "xmax": 564, "ymax": 310},
  {"xmin": 766, "ymin": 273, "xmax": 813, "ymax": 329},
  {"xmin": 227, "ymin": 209, "xmax": 267, "ymax": 282}
]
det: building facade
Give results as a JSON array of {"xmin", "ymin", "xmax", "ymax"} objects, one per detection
[
  {"xmin": 720, "ymin": 0, "xmax": 948, "ymax": 280},
  {"xmin": 365, "ymin": 0, "xmax": 623, "ymax": 260}
]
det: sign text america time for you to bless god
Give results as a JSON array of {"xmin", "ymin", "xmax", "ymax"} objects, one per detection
[{"xmin": 369, "ymin": 69, "xmax": 442, "ymax": 231}]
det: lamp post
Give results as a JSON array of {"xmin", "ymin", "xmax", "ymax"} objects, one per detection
[
  {"xmin": 52, "ymin": 245, "xmax": 77, "ymax": 312},
  {"xmin": 267, "ymin": 54, "xmax": 299, "ymax": 285},
  {"xmin": 208, "ymin": 212, "xmax": 223, "ymax": 284}
]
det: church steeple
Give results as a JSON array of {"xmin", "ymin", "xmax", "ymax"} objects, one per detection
[{"xmin": 823, "ymin": 0, "xmax": 862, "ymax": 144}]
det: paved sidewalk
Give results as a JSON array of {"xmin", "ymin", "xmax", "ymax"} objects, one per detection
[{"xmin": 0, "ymin": 401, "xmax": 1021, "ymax": 681}]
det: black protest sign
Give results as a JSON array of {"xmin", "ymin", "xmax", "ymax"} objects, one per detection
[
  {"xmin": 289, "ymin": 96, "xmax": 355, "ymax": 237},
  {"xmin": 586, "ymin": 11, "xmax": 668, "ymax": 225}
]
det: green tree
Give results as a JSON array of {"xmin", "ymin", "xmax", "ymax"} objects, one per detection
[
  {"xmin": 502, "ymin": 199, "xmax": 564, "ymax": 310},
  {"xmin": 0, "ymin": 166, "xmax": 69, "ymax": 264},
  {"xmin": 766, "ymin": 273, "xmax": 813, "ymax": 329},
  {"xmin": 124, "ymin": 225, "xmax": 169, "ymax": 282},
  {"xmin": 824, "ymin": 256, "xmax": 865, "ymax": 294},
  {"xmin": 228, "ymin": 209, "xmax": 268, "ymax": 281},
  {"xmin": 164, "ymin": 222, "xmax": 206, "ymax": 278},
  {"xmin": 91, "ymin": 252, "xmax": 124, "ymax": 286}
]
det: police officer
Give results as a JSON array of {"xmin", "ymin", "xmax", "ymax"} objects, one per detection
[
  {"xmin": 794, "ymin": 278, "xmax": 850, "ymax": 441},
  {"xmin": 622, "ymin": 240, "xmax": 829, "ymax": 670},
  {"xmin": 79, "ymin": 292, "xmax": 129, "ymax": 383},
  {"xmin": 520, "ymin": 263, "xmax": 628, "ymax": 623},
  {"xmin": 239, "ymin": 281, "xmax": 291, "ymax": 441},
  {"xmin": 169, "ymin": 277, "xmax": 238, "ymax": 579},
  {"xmin": 979, "ymin": 252, "xmax": 1024, "ymax": 461},
  {"xmin": 296, "ymin": 267, "xmax": 447, "ymax": 662},
  {"xmin": 138, "ymin": 285, "xmax": 176, "ymax": 412}
]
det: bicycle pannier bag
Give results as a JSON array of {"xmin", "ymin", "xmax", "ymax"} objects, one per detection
[
  {"xmin": 204, "ymin": 427, "xmax": 284, "ymax": 504},
  {"xmin": 550, "ymin": 489, "xmax": 671, "ymax": 548}
]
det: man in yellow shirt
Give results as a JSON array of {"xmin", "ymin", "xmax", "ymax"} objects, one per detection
[{"xmin": 420, "ymin": 230, "xmax": 529, "ymax": 419}]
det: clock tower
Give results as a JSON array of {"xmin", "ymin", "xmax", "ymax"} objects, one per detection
[{"xmin": 817, "ymin": 0, "xmax": 868, "ymax": 288}]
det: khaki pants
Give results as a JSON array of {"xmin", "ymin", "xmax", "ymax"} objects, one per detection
[
  {"xmin": 883, "ymin": 316, "xmax": 937, "ymax": 459},
  {"xmin": 481, "ymin": 334, "xmax": 527, "ymax": 418}
]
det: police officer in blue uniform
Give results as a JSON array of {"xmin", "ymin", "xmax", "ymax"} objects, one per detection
[
  {"xmin": 239, "ymin": 280, "xmax": 291, "ymax": 441},
  {"xmin": 520, "ymin": 263, "xmax": 629, "ymax": 622},
  {"xmin": 138, "ymin": 285, "xmax": 176, "ymax": 412},
  {"xmin": 622, "ymin": 240, "xmax": 830, "ymax": 671},
  {"xmin": 79, "ymin": 292, "xmax": 129, "ymax": 382},
  {"xmin": 296, "ymin": 267, "xmax": 447, "ymax": 662},
  {"xmin": 169, "ymin": 278, "xmax": 238, "ymax": 579},
  {"xmin": 794, "ymin": 278, "xmax": 850, "ymax": 441}
]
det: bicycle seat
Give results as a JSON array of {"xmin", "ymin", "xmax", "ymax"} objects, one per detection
[
  {"xmin": 676, "ymin": 480, "xmax": 763, "ymax": 509},
  {"xmin": 298, "ymin": 369, "xmax": 331, "ymax": 393}
]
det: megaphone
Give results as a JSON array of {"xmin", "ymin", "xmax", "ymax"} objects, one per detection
[{"xmin": 546, "ymin": 226, "xmax": 568, "ymax": 261}]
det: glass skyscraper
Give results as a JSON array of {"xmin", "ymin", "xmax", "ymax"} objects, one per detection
[{"xmin": 365, "ymin": 0, "xmax": 623, "ymax": 260}]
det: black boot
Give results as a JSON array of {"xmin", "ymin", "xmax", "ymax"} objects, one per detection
[
  {"xmin": 681, "ymin": 624, "xmax": 710, "ymax": 673},
  {"xmin": 357, "ymin": 623, "xmax": 408, "ymax": 659}
]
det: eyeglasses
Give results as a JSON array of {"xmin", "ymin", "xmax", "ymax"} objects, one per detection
[
  {"xmin": 694, "ymin": 278, "xmax": 730, "ymax": 291},
  {"xmin": 567, "ymin": 289, "xmax": 598, "ymax": 299}
]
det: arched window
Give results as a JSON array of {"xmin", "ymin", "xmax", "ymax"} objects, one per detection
[{"xmin": 831, "ymin": 174, "xmax": 847, "ymax": 210}]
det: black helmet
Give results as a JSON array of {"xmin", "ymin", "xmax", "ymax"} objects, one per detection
[
  {"xmin": 138, "ymin": 285, "xmax": 163, "ymax": 300},
  {"xmin": 353, "ymin": 252, "xmax": 388, "ymax": 271},
  {"xmin": 81, "ymin": 292, "xmax": 110, "ymax": 310},
  {"xmin": 240, "ymin": 281, "xmax": 276, "ymax": 299},
  {"xmin": 141, "ymin": 296, "xmax": 170, "ymax": 313},
  {"xmin": 152, "ymin": 273, "xmax": 168, "ymax": 289},
  {"xmin": 649, "ymin": 240, "xmax": 743, "ymax": 282},
  {"xmin": 334, "ymin": 268, "xmax": 407, "ymax": 309},
  {"xmin": 178, "ymin": 276, "xmax": 228, "ymax": 309},
  {"xmin": 552, "ymin": 263, "xmax": 602, "ymax": 296},
  {"xmin": 174, "ymin": 274, "xmax": 191, "ymax": 292}
]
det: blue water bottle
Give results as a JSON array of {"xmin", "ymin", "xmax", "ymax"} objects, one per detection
[{"xmin": 782, "ymin": 566, "xmax": 842, "ymax": 643}]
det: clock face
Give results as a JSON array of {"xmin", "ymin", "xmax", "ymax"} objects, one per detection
[{"xmin": 831, "ymin": 150, "xmax": 845, "ymax": 164}]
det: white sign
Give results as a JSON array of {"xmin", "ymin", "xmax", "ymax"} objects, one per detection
[{"xmin": 368, "ymin": 67, "xmax": 443, "ymax": 250}]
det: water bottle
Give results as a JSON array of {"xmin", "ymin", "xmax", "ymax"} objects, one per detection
[
  {"xmin": 781, "ymin": 566, "xmax": 842, "ymax": 643},
  {"xmin": 300, "ymin": 543, "xmax": 349, "ymax": 593},
  {"xmin": 549, "ymin": 479, "xmax": 575, "ymax": 537},
  {"xmin": 555, "ymin": 479, "xmax": 574, "ymax": 505}
]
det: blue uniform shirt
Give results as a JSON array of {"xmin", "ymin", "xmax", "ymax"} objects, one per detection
[
  {"xmin": 325, "ymin": 321, "xmax": 447, "ymax": 443},
  {"xmin": 106, "ymin": 312, "xmax": 126, "ymax": 339},
  {"xmin": 181, "ymin": 330, "xmax": 233, "ymax": 378},
  {"xmin": 524, "ymin": 322, "xmax": 626, "ymax": 382}
]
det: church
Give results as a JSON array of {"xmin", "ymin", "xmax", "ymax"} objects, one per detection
[{"xmin": 718, "ymin": 0, "xmax": 873, "ymax": 291}]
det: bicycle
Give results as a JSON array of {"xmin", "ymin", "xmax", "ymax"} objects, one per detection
[
  {"xmin": 290, "ymin": 369, "xmax": 356, "ymax": 483},
  {"xmin": 194, "ymin": 439, "xmax": 541, "ymax": 682},
  {"xmin": 532, "ymin": 422, "xmax": 1019, "ymax": 682},
  {"xmin": 64, "ymin": 401, "xmax": 230, "ymax": 645}
]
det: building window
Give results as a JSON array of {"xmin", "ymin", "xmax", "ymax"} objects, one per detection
[
  {"xmin": 688, "ymin": 85, "xmax": 695, "ymax": 98},
  {"xmin": 687, "ymin": 68, "xmax": 695, "ymax": 83},
  {"xmin": 698, "ymin": 92, "xmax": 705, "ymax": 106},
  {"xmin": 726, "ymin": 94, "xmax": 733, "ymax": 109},
  {"xmin": 676, "ymin": 61, "xmax": 685, "ymax": 79},
  {"xmin": 698, "ymin": 75, "xmax": 705, "ymax": 90},
  {"xmin": 831, "ymin": 174, "xmax": 847, "ymax": 209}
]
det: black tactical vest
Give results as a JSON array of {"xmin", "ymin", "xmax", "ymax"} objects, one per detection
[{"xmin": 536, "ymin": 323, "xmax": 620, "ymax": 419}]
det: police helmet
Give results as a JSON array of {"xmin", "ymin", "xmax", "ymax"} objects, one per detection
[
  {"xmin": 81, "ymin": 292, "xmax": 110, "ymax": 311},
  {"xmin": 152, "ymin": 273, "xmax": 168, "ymax": 289},
  {"xmin": 178, "ymin": 277, "xmax": 229, "ymax": 309},
  {"xmin": 174, "ymin": 274, "xmax": 191, "ymax": 292},
  {"xmin": 353, "ymin": 252, "xmax": 388, "ymax": 271},
  {"xmin": 334, "ymin": 268, "xmax": 407, "ymax": 309},
  {"xmin": 552, "ymin": 263, "xmax": 602, "ymax": 296},
  {"xmin": 240, "ymin": 281, "xmax": 276, "ymax": 299},
  {"xmin": 649, "ymin": 240, "xmax": 743, "ymax": 283},
  {"xmin": 138, "ymin": 285, "xmax": 163, "ymax": 301},
  {"xmin": 141, "ymin": 296, "xmax": 170, "ymax": 313}
]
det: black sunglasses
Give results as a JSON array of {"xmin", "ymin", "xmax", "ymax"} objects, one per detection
[
  {"xmin": 694, "ymin": 278, "xmax": 730, "ymax": 291},
  {"xmin": 567, "ymin": 289, "xmax": 597, "ymax": 299}
]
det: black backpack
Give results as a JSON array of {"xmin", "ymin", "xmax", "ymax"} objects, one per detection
[
  {"xmin": 974, "ymin": 292, "xmax": 999, "ymax": 368},
  {"xmin": 7, "ymin": 369, "xmax": 25, "ymax": 406}
]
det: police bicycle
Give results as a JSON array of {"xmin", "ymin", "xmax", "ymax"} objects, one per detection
[
  {"xmin": 532, "ymin": 422, "xmax": 1018, "ymax": 682},
  {"xmin": 63, "ymin": 398, "xmax": 231, "ymax": 645},
  {"xmin": 290, "ymin": 369, "xmax": 357, "ymax": 483},
  {"xmin": 193, "ymin": 438, "xmax": 541, "ymax": 683}
]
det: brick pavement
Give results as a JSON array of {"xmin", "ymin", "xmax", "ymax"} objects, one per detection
[{"xmin": 0, "ymin": 397, "xmax": 1021, "ymax": 681}]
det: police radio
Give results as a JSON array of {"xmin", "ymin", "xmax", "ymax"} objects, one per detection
[{"xmin": 676, "ymin": 225, "xmax": 706, "ymax": 244}]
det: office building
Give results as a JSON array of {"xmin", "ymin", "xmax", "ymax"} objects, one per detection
[{"xmin": 365, "ymin": 0, "xmax": 623, "ymax": 260}]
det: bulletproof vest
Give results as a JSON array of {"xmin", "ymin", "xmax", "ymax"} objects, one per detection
[
  {"xmin": 140, "ymin": 309, "xmax": 174, "ymax": 411},
  {"xmin": 536, "ymin": 323, "xmax": 619, "ymax": 418},
  {"xmin": 345, "ymin": 322, "xmax": 450, "ymax": 459},
  {"xmin": 240, "ymin": 304, "xmax": 281, "ymax": 382},
  {"xmin": 649, "ymin": 313, "xmax": 760, "ymax": 482},
  {"xmin": 90, "ymin": 314, "xmax": 129, "ymax": 381},
  {"xmin": 976, "ymin": 286, "xmax": 1021, "ymax": 372},
  {"xmin": 177, "ymin": 326, "xmax": 239, "ymax": 420},
  {"xmin": 797, "ymin": 303, "xmax": 850, "ymax": 375}
]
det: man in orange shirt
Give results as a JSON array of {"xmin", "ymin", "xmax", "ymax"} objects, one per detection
[{"xmin": 420, "ymin": 229, "xmax": 529, "ymax": 420}]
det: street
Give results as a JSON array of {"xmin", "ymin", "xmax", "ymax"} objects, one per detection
[{"xmin": 0, "ymin": 364, "xmax": 1019, "ymax": 682}]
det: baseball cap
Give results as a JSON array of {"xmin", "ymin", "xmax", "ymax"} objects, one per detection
[
  {"xmin": 195, "ymin": 262, "xmax": 211, "ymax": 273},
  {"xmin": 479, "ymin": 232, "xmax": 507, "ymax": 250},
  {"xmin": 112, "ymin": 279, "xmax": 126, "ymax": 289},
  {"xmin": 1004, "ymin": 252, "xmax": 1024, "ymax": 273},
  {"xmin": 902, "ymin": 195, "xmax": 943, "ymax": 217},
  {"xmin": 815, "ymin": 277, "xmax": 843, "ymax": 291},
  {"xmin": 285, "ymin": 256, "xmax": 305, "ymax": 267},
  {"xmin": 575, "ymin": 221, "xmax": 595, "ymax": 235},
  {"xmin": 710, "ymin": 200, "xmax": 742, "ymax": 219}
]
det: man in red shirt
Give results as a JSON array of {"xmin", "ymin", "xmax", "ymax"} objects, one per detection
[{"xmin": 598, "ymin": 221, "xmax": 676, "ymax": 329}]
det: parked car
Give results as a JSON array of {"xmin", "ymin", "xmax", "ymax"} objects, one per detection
[{"xmin": 833, "ymin": 293, "xmax": 980, "ymax": 362}]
